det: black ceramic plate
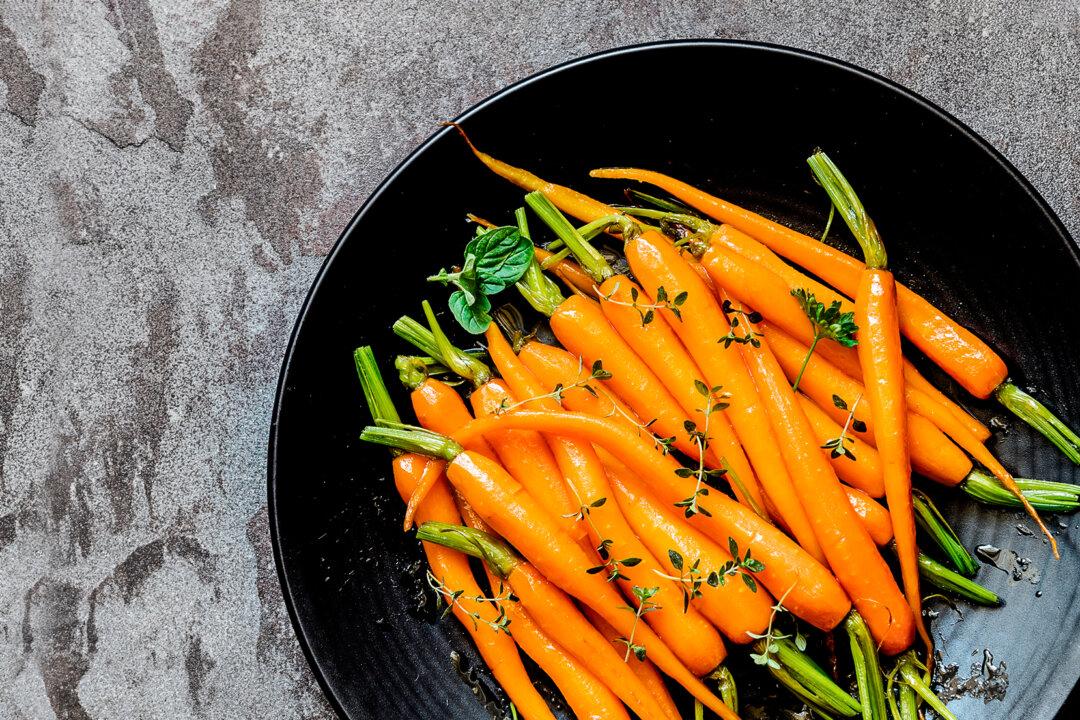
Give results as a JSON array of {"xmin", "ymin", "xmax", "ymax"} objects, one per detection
[{"xmin": 269, "ymin": 41, "xmax": 1080, "ymax": 720}]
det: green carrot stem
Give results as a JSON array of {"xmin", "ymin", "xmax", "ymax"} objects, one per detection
[
  {"xmin": 960, "ymin": 468, "xmax": 1080, "ymax": 512},
  {"xmin": 845, "ymin": 611, "xmax": 887, "ymax": 720},
  {"xmin": 626, "ymin": 188, "xmax": 696, "ymax": 215},
  {"xmin": 393, "ymin": 315, "xmax": 442, "ymax": 359},
  {"xmin": 525, "ymin": 192, "xmax": 614, "ymax": 283},
  {"xmin": 759, "ymin": 637, "xmax": 862, "ymax": 717},
  {"xmin": 415, "ymin": 521, "xmax": 519, "ymax": 578},
  {"xmin": 917, "ymin": 552, "xmax": 1002, "ymax": 606},
  {"xmin": 693, "ymin": 700, "xmax": 704, "ymax": 720},
  {"xmin": 912, "ymin": 490, "xmax": 979, "ymax": 576},
  {"xmin": 995, "ymin": 381, "xmax": 1080, "ymax": 465},
  {"xmin": 515, "ymin": 260, "xmax": 565, "ymax": 317},
  {"xmin": 354, "ymin": 346, "xmax": 402, "ymax": 426},
  {"xmin": 360, "ymin": 424, "xmax": 462, "ymax": 462},
  {"xmin": 896, "ymin": 652, "xmax": 957, "ymax": 720},
  {"xmin": 896, "ymin": 684, "xmax": 918, "ymax": 720},
  {"xmin": 806, "ymin": 151, "xmax": 887, "ymax": 270},
  {"xmin": 547, "ymin": 214, "xmax": 634, "ymax": 252},
  {"xmin": 613, "ymin": 206, "xmax": 714, "ymax": 235},
  {"xmin": 515, "ymin": 206, "xmax": 530, "ymax": 240},
  {"xmin": 792, "ymin": 334, "xmax": 821, "ymax": 393},
  {"xmin": 421, "ymin": 300, "xmax": 491, "ymax": 386},
  {"xmin": 395, "ymin": 355, "xmax": 433, "ymax": 390},
  {"xmin": 710, "ymin": 666, "xmax": 738, "ymax": 713}
]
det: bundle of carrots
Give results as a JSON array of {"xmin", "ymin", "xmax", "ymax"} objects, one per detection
[{"xmin": 351, "ymin": 132, "xmax": 1080, "ymax": 720}]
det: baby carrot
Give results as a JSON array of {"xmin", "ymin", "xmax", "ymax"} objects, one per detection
[
  {"xmin": 807, "ymin": 151, "xmax": 927, "ymax": 650},
  {"xmin": 842, "ymin": 483, "xmax": 894, "ymax": 547},
  {"xmin": 485, "ymin": 323, "xmax": 729, "ymax": 676},
  {"xmin": 393, "ymin": 454, "xmax": 556, "ymax": 720},
  {"xmin": 452, "ymin": 410, "xmax": 852, "ymax": 632},
  {"xmin": 796, "ymin": 393, "xmax": 885, "ymax": 497}
]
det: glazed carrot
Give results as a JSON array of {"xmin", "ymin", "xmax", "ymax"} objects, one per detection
[
  {"xmin": 701, "ymin": 222, "xmax": 988, "ymax": 441},
  {"xmin": 843, "ymin": 484, "xmax": 894, "ymax": 547},
  {"xmin": 485, "ymin": 323, "xmax": 729, "ymax": 676},
  {"xmin": 508, "ymin": 607, "xmax": 632, "ymax": 720},
  {"xmin": 590, "ymin": 166, "xmax": 1007, "ymax": 399},
  {"xmin": 392, "ymin": 455, "xmax": 556, "ymax": 720},
  {"xmin": 603, "ymin": 457, "xmax": 775, "ymax": 643},
  {"xmin": 534, "ymin": 245, "xmax": 596, "ymax": 295},
  {"xmin": 452, "ymin": 410, "xmax": 851, "ymax": 632},
  {"xmin": 701, "ymin": 235, "xmax": 990, "ymax": 444},
  {"xmin": 767, "ymin": 324, "xmax": 973, "ymax": 486},
  {"xmin": 583, "ymin": 608, "xmax": 681, "ymax": 720},
  {"xmin": 808, "ymin": 152, "xmax": 929, "ymax": 650},
  {"xmin": 389, "ymin": 445, "xmax": 739, "ymax": 720},
  {"xmin": 797, "ymin": 393, "xmax": 884, "ymax": 497},
  {"xmin": 402, "ymin": 457, "xmax": 446, "ymax": 531},
  {"xmin": 727, "ymin": 286, "xmax": 914, "ymax": 654}
]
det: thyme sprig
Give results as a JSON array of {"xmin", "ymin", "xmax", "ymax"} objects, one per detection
[
  {"xmin": 616, "ymin": 586, "xmax": 661, "ymax": 661},
  {"xmin": 822, "ymin": 394, "xmax": 867, "ymax": 461},
  {"xmin": 718, "ymin": 299, "xmax": 763, "ymax": 348},
  {"xmin": 497, "ymin": 359, "xmax": 611, "ymax": 414},
  {"xmin": 674, "ymin": 381, "xmax": 731, "ymax": 518},
  {"xmin": 656, "ymin": 543, "xmax": 765, "ymax": 612},
  {"xmin": 427, "ymin": 570, "xmax": 517, "ymax": 635},
  {"xmin": 747, "ymin": 584, "xmax": 804, "ymax": 669},
  {"xmin": 598, "ymin": 282, "xmax": 688, "ymax": 326},
  {"xmin": 790, "ymin": 288, "xmax": 858, "ymax": 391}
]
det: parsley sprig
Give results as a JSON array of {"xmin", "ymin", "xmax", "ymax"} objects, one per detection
[{"xmin": 790, "ymin": 288, "xmax": 858, "ymax": 392}]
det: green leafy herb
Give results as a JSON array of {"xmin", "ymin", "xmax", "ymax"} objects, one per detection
[
  {"xmin": 615, "ymin": 586, "xmax": 661, "ymax": 661},
  {"xmin": 747, "ymin": 584, "xmax": 800, "ymax": 669},
  {"xmin": 429, "ymin": 225, "xmax": 534, "ymax": 334},
  {"xmin": 821, "ymin": 393, "xmax": 865, "ymax": 461},
  {"xmin": 599, "ymin": 281, "xmax": 688, "ymax": 326},
  {"xmin": 718, "ymin": 299, "xmax": 763, "ymax": 348},
  {"xmin": 656, "ymin": 544, "xmax": 764, "ymax": 612},
  {"xmin": 790, "ymin": 288, "xmax": 858, "ymax": 392},
  {"xmin": 498, "ymin": 359, "xmax": 611, "ymax": 413},
  {"xmin": 427, "ymin": 570, "xmax": 516, "ymax": 635},
  {"xmin": 674, "ymin": 382, "xmax": 731, "ymax": 518}
]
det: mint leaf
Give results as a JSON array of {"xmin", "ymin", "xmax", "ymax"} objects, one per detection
[
  {"xmin": 466, "ymin": 226, "xmax": 534, "ymax": 294},
  {"xmin": 448, "ymin": 290, "xmax": 492, "ymax": 335}
]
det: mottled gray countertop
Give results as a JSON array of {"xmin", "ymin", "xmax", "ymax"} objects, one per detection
[{"xmin": 0, "ymin": 1, "xmax": 1077, "ymax": 719}]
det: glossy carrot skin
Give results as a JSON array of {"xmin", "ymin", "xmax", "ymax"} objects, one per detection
[
  {"xmin": 766, "ymin": 325, "xmax": 973, "ymax": 485},
  {"xmin": 844, "ymin": 485, "xmax": 894, "ymax": 546},
  {"xmin": 733, "ymin": 309, "xmax": 914, "ymax": 654},
  {"xmin": 518, "ymin": 340, "xmax": 642, "ymax": 426},
  {"xmin": 604, "ymin": 457, "xmax": 775, "ymax": 642},
  {"xmin": 549, "ymin": 294, "xmax": 707, "ymax": 462},
  {"xmin": 469, "ymin": 379, "xmax": 579, "ymax": 534},
  {"xmin": 485, "ymin": 325, "xmax": 729, "ymax": 677},
  {"xmin": 402, "ymin": 457, "xmax": 446, "ymax": 530},
  {"xmin": 706, "ymin": 225, "xmax": 988, "ymax": 441},
  {"xmin": 508, "ymin": 606, "xmax": 631, "ymax": 720},
  {"xmin": 583, "ymin": 608, "xmax": 681, "ymax": 720},
  {"xmin": 595, "ymin": 275, "xmax": 770, "ymax": 516},
  {"xmin": 392, "ymin": 455, "xmax": 556, "ymax": 720},
  {"xmin": 411, "ymin": 378, "xmax": 497, "ymax": 457},
  {"xmin": 445, "ymin": 450, "xmax": 738, "ymax": 720},
  {"xmin": 703, "ymin": 236, "xmax": 989, "ymax": 443},
  {"xmin": 593, "ymin": 167, "xmax": 1008, "ymax": 398},
  {"xmin": 797, "ymin": 393, "xmax": 885, "ymax": 497},
  {"xmin": 626, "ymin": 232, "xmax": 825, "ymax": 561},
  {"xmin": 454, "ymin": 411, "xmax": 851, "ymax": 633},
  {"xmin": 856, "ymin": 268, "xmax": 923, "ymax": 647}
]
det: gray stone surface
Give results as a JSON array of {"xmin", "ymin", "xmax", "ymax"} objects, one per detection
[{"xmin": 0, "ymin": 1, "xmax": 1076, "ymax": 718}]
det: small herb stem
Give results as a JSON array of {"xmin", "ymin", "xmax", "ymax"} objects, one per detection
[
  {"xmin": 963, "ymin": 468, "xmax": 1080, "ymax": 512},
  {"xmin": 525, "ymin": 192, "xmax": 614, "ymax": 283},
  {"xmin": 622, "ymin": 601, "xmax": 646, "ymax": 662},
  {"xmin": 897, "ymin": 652, "xmax": 958, "ymax": 720},
  {"xmin": 845, "ymin": 611, "xmax": 887, "ymax": 720},
  {"xmin": 354, "ymin": 346, "xmax": 402, "ymax": 426},
  {"xmin": 916, "ymin": 551, "xmax": 1002, "ymax": 606},
  {"xmin": 995, "ymin": 381, "xmax": 1080, "ymax": 464},
  {"xmin": 415, "ymin": 521, "xmax": 519, "ymax": 578},
  {"xmin": 360, "ymin": 425, "xmax": 463, "ymax": 462},
  {"xmin": 912, "ymin": 490, "xmax": 979, "ymax": 576},
  {"xmin": 807, "ymin": 151, "xmax": 888, "ymax": 270},
  {"xmin": 820, "ymin": 204, "xmax": 836, "ymax": 243},
  {"xmin": 792, "ymin": 334, "xmax": 821, "ymax": 392}
]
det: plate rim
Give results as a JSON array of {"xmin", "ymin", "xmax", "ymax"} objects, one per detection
[{"xmin": 266, "ymin": 38, "xmax": 1078, "ymax": 720}]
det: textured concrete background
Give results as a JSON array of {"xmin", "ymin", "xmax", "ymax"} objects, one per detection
[{"xmin": 0, "ymin": 1, "xmax": 1076, "ymax": 718}]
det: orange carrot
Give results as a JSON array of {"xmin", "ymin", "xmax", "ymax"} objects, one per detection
[
  {"xmin": 392, "ymin": 454, "xmax": 556, "ymax": 720},
  {"xmin": 485, "ymin": 323, "xmax": 728, "ymax": 676},
  {"xmin": 767, "ymin": 324, "xmax": 974, "ymax": 486},
  {"xmin": 402, "ymin": 456, "xmax": 447, "ymax": 531},
  {"xmin": 583, "ymin": 608, "xmax": 681, "ymax": 720},
  {"xmin": 796, "ymin": 393, "xmax": 885, "ymax": 497},
  {"xmin": 534, "ymin": 245, "xmax": 596, "ymax": 296},
  {"xmin": 452, "ymin": 410, "xmax": 851, "ymax": 633},
  {"xmin": 725, "ymin": 286, "xmax": 914, "ymax": 654},
  {"xmin": 604, "ymin": 456, "xmax": 775, "ymax": 643},
  {"xmin": 590, "ymin": 166, "xmax": 1008, "ymax": 399},
  {"xmin": 842, "ymin": 484, "xmax": 894, "ymax": 547}
]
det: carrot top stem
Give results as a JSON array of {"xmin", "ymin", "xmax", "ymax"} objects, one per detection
[
  {"xmin": 896, "ymin": 653, "xmax": 958, "ymax": 720},
  {"xmin": 546, "ymin": 214, "xmax": 637, "ymax": 253},
  {"xmin": 393, "ymin": 312, "xmax": 490, "ymax": 386},
  {"xmin": 916, "ymin": 552, "xmax": 1001, "ymax": 607},
  {"xmin": 912, "ymin": 490, "xmax": 979, "ymax": 576},
  {"xmin": 711, "ymin": 666, "xmax": 738, "ymax": 712},
  {"xmin": 845, "ymin": 611, "xmax": 887, "ymax": 720},
  {"xmin": 761, "ymin": 637, "xmax": 861, "ymax": 718},
  {"xmin": 421, "ymin": 300, "xmax": 492, "ymax": 385},
  {"xmin": 525, "ymin": 191, "xmax": 617, "ymax": 283},
  {"xmin": 355, "ymin": 346, "xmax": 402, "ymax": 426},
  {"xmin": 961, "ymin": 468, "xmax": 1080, "ymax": 512},
  {"xmin": 995, "ymin": 381, "xmax": 1080, "ymax": 465},
  {"xmin": 360, "ymin": 423, "xmax": 463, "ymax": 461},
  {"xmin": 394, "ymin": 355, "xmax": 432, "ymax": 390},
  {"xmin": 806, "ymin": 151, "xmax": 888, "ymax": 270},
  {"xmin": 625, "ymin": 188, "xmax": 695, "ymax": 215},
  {"xmin": 416, "ymin": 521, "xmax": 519, "ymax": 578}
]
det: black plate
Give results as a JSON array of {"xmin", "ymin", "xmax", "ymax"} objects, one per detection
[{"xmin": 269, "ymin": 40, "xmax": 1080, "ymax": 720}]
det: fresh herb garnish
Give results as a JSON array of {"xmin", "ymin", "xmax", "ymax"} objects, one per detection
[
  {"xmin": 616, "ymin": 586, "xmax": 661, "ymax": 661},
  {"xmin": 674, "ymin": 381, "xmax": 730, "ymax": 518},
  {"xmin": 428, "ymin": 226, "xmax": 535, "ymax": 334},
  {"xmin": 498, "ymin": 359, "xmax": 611, "ymax": 413},
  {"xmin": 821, "ymin": 393, "xmax": 866, "ymax": 461},
  {"xmin": 427, "ymin": 570, "xmax": 516, "ymax": 635},
  {"xmin": 718, "ymin": 299, "xmax": 763, "ymax": 348},
  {"xmin": 790, "ymin": 288, "xmax": 858, "ymax": 392},
  {"xmin": 747, "ymin": 584, "xmax": 803, "ymax": 669},
  {"xmin": 656, "ymin": 543, "xmax": 765, "ymax": 612},
  {"xmin": 598, "ymin": 281, "xmax": 688, "ymax": 326}
]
